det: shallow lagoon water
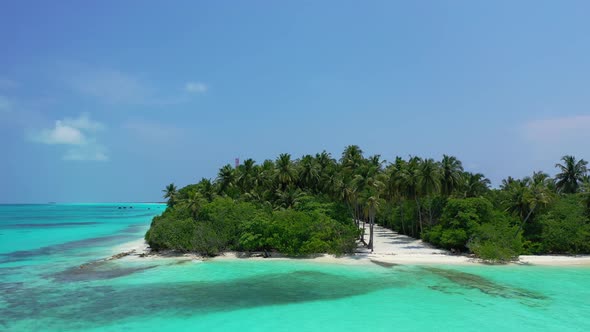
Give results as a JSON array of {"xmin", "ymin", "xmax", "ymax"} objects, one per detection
[{"xmin": 1, "ymin": 204, "xmax": 589, "ymax": 331}]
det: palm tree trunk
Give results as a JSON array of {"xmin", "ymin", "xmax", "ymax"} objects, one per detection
[
  {"xmin": 399, "ymin": 200, "xmax": 406, "ymax": 235},
  {"xmin": 515, "ymin": 206, "xmax": 536, "ymax": 238},
  {"xmin": 356, "ymin": 204, "xmax": 361, "ymax": 228},
  {"xmin": 359, "ymin": 213, "xmax": 368, "ymax": 245},
  {"xmin": 428, "ymin": 200, "xmax": 433, "ymax": 226},
  {"xmin": 415, "ymin": 197, "xmax": 423, "ymax": 234},
  {"xmin": 368, "ymin": 211, "xmax": 375, "ymax": 251},
  {"xmin": 354, "ymin": 201, "xmax": 361, "ymax": 227},
  {"xmin": 347, "ymin": 203, "xmax": 355, "ymax": 225}
]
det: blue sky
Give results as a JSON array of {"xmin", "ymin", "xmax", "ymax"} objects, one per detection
[{"xmin": 1, "ymin": 1, "xmax": 589, "ymax": 203}]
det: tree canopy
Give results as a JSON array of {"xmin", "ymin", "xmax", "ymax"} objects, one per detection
[{"xmin": 149, "ymin": 148, "xmax": 589, "ymax": 262}]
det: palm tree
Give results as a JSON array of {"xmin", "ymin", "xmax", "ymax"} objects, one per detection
[
  {"xmin": 183, "ymin": 191, "xmax": 205, "ymax": 219},
  {"xmin": 440, "ymin": 155, "xmax": 463, "ymax": 196},
  {"xmin": 340, "ymin": 146, "xmax": 366, "ymax": 233},
  {"xmin": 404, "ymin": 156, "xmax": 422, "ymax": 235},
  {"xmin": 353, "ymin": 171, "xmax": 371, "ymax": 243},
  {"xmin": 385, "ymin": 157, "xmax": 408, "ymax": 234},
  {"xmin": 504, "ymin": 176, "xmax": 552, "ymax": 237},
  {"xmin": 197, "ymin": 178, "xmax": 216, "ymax": 202},
  {"xmin": 531, "ymin": 171, "xmax": 556, "ymax": 192},
  {"xmin": 367, "ymin": 154, "xmax": 384, "ymax": 169},
  {"xmin": 352, "ymin": 155, "xmax": 382, "ymax": 243},
  {"xmin": 366, "ymin": 193, "xmax": 381, "ymax": 251},
  {"xmin": 256, "ymin": 159, "xmax": 275, "ymax": 190},
  {"xmin": 504, "ymin": 179, "xmax": 530, "ymax": 221},
  {"xmin": 217, "ymin": 164, "xmax": 235, "ymax": 195},
  {"xmin": 316, "ymin": 150, "xmax": 333, "ymax": 170},
  {"xmin": 316, "ymin": 151, "xmax": 336, "ymax": 193},
  {"xmin": 236, "ymin": 158, "xmax": 256, "ymax": 193},
  {"xmin": 338, "ymin": 177, "xmax": 358, "ymax": 225},
  {"xmin": 162, "ymin": 183, "xmax": 178, "ymax": 207},
  {"xmin": 418, "ymin": 158, "xmax": 441, "ymax": 226},
  {"xmin": 364, "ymin": 166, "xmax": 384, "ymax": 249},
  {"xmin": 500, "ymin": 176, "xmax": 516, "ymax": 190},
  {"xmin": 502, "ymin": 178, "xmax": 529, "ymax": 220},
  {"xmin": 275, "ymin": 185, "xmax": 303, "ymax": 209},
  {"xmin": 418, "ymin": 159, "xmax": 440, "ymax": 194},
  {"xmin": 463, "ymin": 172, "xmax": 491, "ymax": 198},
  {"xmin": 555, "ymin": 155, "xmax": 588, "ymax": 194},
  {"xmin": 276, "ymin": 153, "xmax": 296, "ymax": 189},
  {"xmin": 581, "ymin": 176, "xmax": 590, "ymax": 218},
  {"xmin": 515, "ymin": 178, "xmax": 552, "ymax": 236},
  {"xmin": 341, "ymin": 145, "xmax": 363, "ymax": 171},
  {"xmin": 323, "ymin": 172, "xmax": 341, "ymax": 199},
  {"xmin": 298, "ymin": 155, "xmax": 320, "ymax": 191}
]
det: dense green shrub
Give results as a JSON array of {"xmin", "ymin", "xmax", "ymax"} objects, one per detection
[
  {"xmin": 262, "ymin": 209, "xmax": 357, "ymax": 256},
  {"xmin": 581, "ymin": 192, "xmax": 590, "ymax": 219},
  {"xmin": 424, "ymin": 197, "xmax": 524, "ymax": 261},
  {"xmin": 197, "ymin": 197, "xmax": 260, "ymax": 249},
  {"xmin": 238, "ymin": 214, "xmax": 274, "ymax": 252},
  {"xmin": 468, "ymin": 215, "xmax": 522, "ymax": 262},
  {"xmin": 294, "ymin": 196, "xmax": 351, "ymax": 225},
  {"xmin": 145, "ymin": 216, "xmax": 196, "ymax": 252},
  {"xmin": 146, "ymin": 198, "xmax": 262, "ymax": 255},
  {"xmin": 146, "ymin": 196, "xmax": 357, "ymax": 256},
  {"xmin": 192, "ymin": 222, "xmax": 226, "ymax": 256},
  {"xmin": 425, "ymin": 226, "xmax": 468, "ymax": 250},
  {"xmin": 439, "ymin": 197, "xmax": 495, "ymax": 229},
  {"xmin": 423, "ymin": 197, "xmax": 494, "ymax": 250},
  {"xmin": 538, "ymin": 195, "xmax": 590, "ymax": 254}
]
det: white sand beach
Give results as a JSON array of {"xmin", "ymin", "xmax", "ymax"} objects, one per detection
[{"xmin": 114, "ymin": 224, "xmax": 590, "ymax": 267}]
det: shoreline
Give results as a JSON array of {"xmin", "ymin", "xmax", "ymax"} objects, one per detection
[{"xmin": 112, "ymin": 230, "xmax": 590, "ymax": 267}]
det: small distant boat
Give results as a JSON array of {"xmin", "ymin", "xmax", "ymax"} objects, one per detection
[{"xmin": 48, "ymin": 202, "xmax": 57, "ymax": 204}]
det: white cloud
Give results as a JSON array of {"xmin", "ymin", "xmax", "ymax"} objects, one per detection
[
  {"xmin": 29, "ymin": 114, "xmax": 109, "ymax": 161},
  {"xmin": 185, "ymin": 81, "xmax": 208, "ymax": 93},
  {"xmin": 523, "ymin": 115, "xmax": 590, "ymax": 142},
  {"xmin": 62, "ymin": 113, "xmax": 105, "ymax": 132},
  {"xmin": 31, "ymin": 113, "xmax": 104, "ymax": 145},
  {"xmin": 32, "ymin": 120, "xmax": 87, "ymax": 145}
]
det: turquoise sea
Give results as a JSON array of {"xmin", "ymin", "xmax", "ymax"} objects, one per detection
[{"xmin": 1, "ymin": 204, "xmax": 589, "ymax": 331}]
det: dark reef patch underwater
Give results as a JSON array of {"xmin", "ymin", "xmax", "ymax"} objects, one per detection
[
  {"xmin": 0, "ymin": 260, "xmax": 553, "ymax": 330},
  {"xmin": 422, "ymin": 267, "xmax": 548, "ymax": 307},
  {"xmin": 1, "ymin": 268, "xmax": 403, "ymax": 329},
  {"xmin": 0, "ymin": 232, "xmax": 135, "ymax": 264}
]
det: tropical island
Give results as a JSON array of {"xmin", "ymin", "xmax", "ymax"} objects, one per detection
[{"xmin": 145, "ymin": 146, "xmax": 590, "ymax": 263}]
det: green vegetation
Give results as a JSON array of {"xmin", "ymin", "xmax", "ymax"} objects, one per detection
[
  {"xmin": 146, "ymin": 148, "xmax": 590, "ymax": 262},
  {"xmin": 423, "ymin": 197, "xmax": 495, "ymax": 250},
  {"xmin": 146, "ymin": 194, "xmax": 358, "ymax": 256},
  {"xmin": 537, "ymin": 195, "xmax": 590, "ymax": 254}
]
